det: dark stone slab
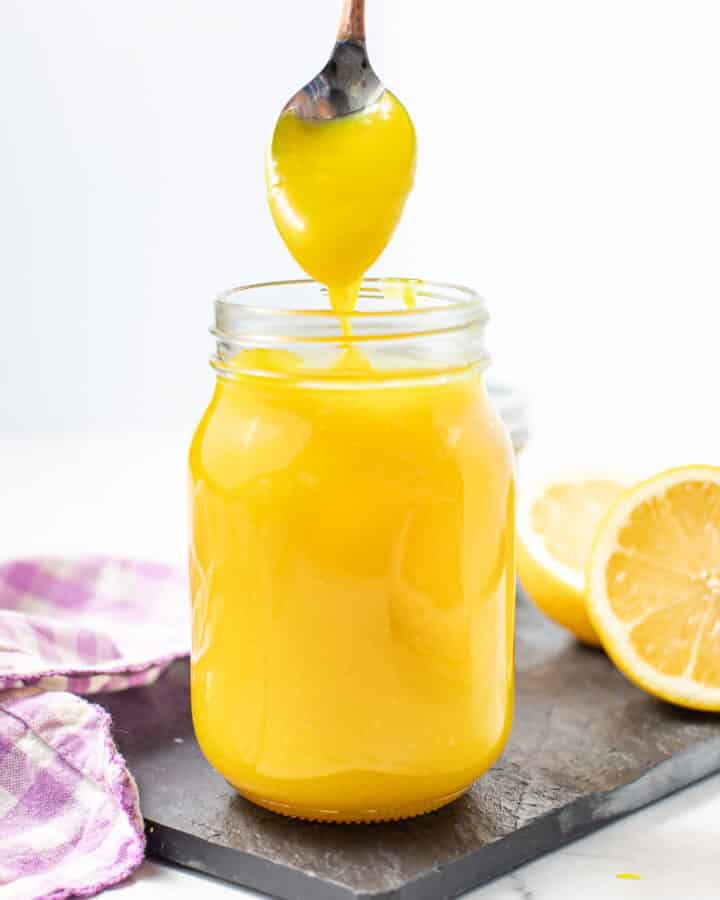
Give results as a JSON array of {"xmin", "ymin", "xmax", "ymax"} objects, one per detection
[{"xmin": 97, "ymin": 589, "xmax": 720, "ymax": 900}]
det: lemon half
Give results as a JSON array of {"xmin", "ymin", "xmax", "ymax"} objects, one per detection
[
  {"xmin": 586, "ymin": 465, "xmax": 720, "ymax": 711},
  {"xmin": 517, "ymin": 475, "xmax": 625, "ymax": 645}
]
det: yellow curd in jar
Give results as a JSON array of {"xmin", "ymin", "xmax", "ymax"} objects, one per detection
[{"xmin": 189, "ymin": 332, "xmax": 515, "ymax": 822}]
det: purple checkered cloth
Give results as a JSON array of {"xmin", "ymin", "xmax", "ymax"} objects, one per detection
[{"xmin": 0, "ymin": 558, "xmax": 189, "ymax": 899}]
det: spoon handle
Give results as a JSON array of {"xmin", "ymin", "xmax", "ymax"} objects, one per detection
[{"xmin": 337, "ymin": 0, "xmax": 366, "ymax": 42}]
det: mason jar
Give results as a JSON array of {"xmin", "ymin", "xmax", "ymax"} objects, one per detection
[{"xmin": 189, "ymin": 278, "xmax": 515, "ymax": 822}]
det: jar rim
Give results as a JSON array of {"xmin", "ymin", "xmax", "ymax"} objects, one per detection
[
  {"xmin": 211, "ymin": 278, "xmax": 489, "ymax": 383},
  {"xmin": 215, "ymin": 278, "xmax": 486, "ymax": 321}
]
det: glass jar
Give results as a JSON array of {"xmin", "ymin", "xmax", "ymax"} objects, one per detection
[{"xmin": 189, "ymin": 279, "xmax": 515, "ymax": 823}]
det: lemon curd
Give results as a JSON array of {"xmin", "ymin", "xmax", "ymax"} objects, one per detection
[
  {"xmin": 266, "ymin": 92, "xmax": 416, "ymax": 316},
  {"xmin": 189, "ymin": 281, "xmax": 515, "ymax": 822},
  {"xmin": 189, "ymin": 73, "xmax": 515, "ymax": 823}
]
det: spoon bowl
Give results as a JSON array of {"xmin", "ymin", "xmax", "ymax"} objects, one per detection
[{"xmin": 284, "ymin": 0, "xmax": 383, "ymax": 120}]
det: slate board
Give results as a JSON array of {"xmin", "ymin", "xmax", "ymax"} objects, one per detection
[{"xmin": 97, "ymin": 588, "xmax": 720, "ymax": 900}]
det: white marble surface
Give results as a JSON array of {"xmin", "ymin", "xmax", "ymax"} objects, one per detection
[{"xmin": 1, "ymin": 434, "xmax": 718, "ymax": 900}]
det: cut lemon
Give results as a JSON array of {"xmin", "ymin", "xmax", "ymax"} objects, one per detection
[
  {"xmin": 517, "ymin": 475, "xmax": 626, "ymax": 645},
  {"xmin": 586, "ymin": 466, "xmax": 720, "ymax": 711}
]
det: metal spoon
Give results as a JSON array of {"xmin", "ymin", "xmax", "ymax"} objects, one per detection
[{"xmin": 284, "ymin": 0, "xmax": 383, "ymax": 120}]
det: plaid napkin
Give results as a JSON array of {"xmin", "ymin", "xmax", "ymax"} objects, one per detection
[{"xmin": 0, "ymin": 558, "xmax": 189, "ymax": 899}]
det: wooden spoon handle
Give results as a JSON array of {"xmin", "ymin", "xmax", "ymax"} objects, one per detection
[{"xmin": 337, "ymin": 0, "xmax": 366, "ymax": 41}]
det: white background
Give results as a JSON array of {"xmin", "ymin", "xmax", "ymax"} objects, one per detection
[{"xmin": 1, "ymin": 0, "xmax": 719, "ymax": 463}]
